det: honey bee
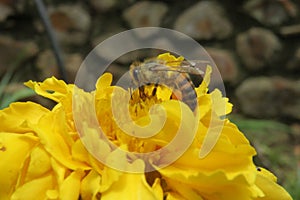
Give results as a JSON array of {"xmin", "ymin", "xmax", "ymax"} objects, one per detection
[{"xmin": 130, "ymin": 57, "xmax": 207, "ymax": 112}]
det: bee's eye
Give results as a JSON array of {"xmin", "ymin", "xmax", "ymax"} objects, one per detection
[{"xmin": 133, "ymin": 69, "xmax": 139, "ymax": 81}]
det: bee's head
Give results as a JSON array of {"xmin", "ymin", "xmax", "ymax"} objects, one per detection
[
  {"xmin": 132, "ymin": 68, "xmax": 139, "ymax": 82},
  {"xmin": 130, "ymin": 62, "xmax": 142, "ymax": 84}
]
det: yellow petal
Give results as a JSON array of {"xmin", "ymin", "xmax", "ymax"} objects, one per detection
[
  {"xmin": 162, "ymin": 120, "xmax": 256, "ymax": 179},
  {"xmin": 0, "ymin": 132, "xmax": 38, "ymax": 199},
  {"xmin": 159, "ymin": 165, "xmax": 261, "ymax": 200},
  {"xmin": 256, "ymin": 167, "xmax": 277, "ymax": 182},
  {"xmin": 166, "ymin": 180, "xmax": 204, "ymax": 200},
  {"xmin": 96, "ymin": 72, "xmax": 113, "ymax": 90},
  {"xmin": 210, "ymin": 89, "xmax": 233, "ymax": 116},
  {"xmin": 156, "ymin": 119, "xmax": 261, "ymax": 199},
  {"xmin": 98, "ymin": 150, "xmax": 132, "ymax": 193},
  {"xmin": 50, "ymin": 158, "xmax": 68, "ymax": 187},
  {"xmin": 101, "ymin": 173, "xmax": 162, "ymax": 200},
  {"xmin": 155, "ymin": 85, "xmax": 173, "ymax": 101},
  {"xmin": 254, "ymin": 167, "xmax": 292, "ymax": 200},
  {"xmin": 11, "ymin": 173, "xmax": 56, "ymax": 200},
  {"xmin": 95, "ymin": 148, "xmax": 163, "ymax": 199},
  {"xmin": 59, "ymin": 170, "xmax": 85, "ymax": 200},
  {"xmin": 33, "ymin": 108, "xmax": 90, "ymax": 170},
  {"xmin": 25, "ymin": 145, "xmax": 52, "ymax": 182},
  {"xmin": 152, "ymin": 178, "xmax": 164, "ymax": 200},
  {"xmin": 196, "ymin": 91, "xmax": 232, "ymax": 122},
  {"xmin": 25, "ymin": 77, "xmax": 72, "ymax": 103},
  {"xmin": 197, "ymin": 94, "xmax": 212, "ymax": 119},
  {"xmin": 165, "ymin": 192, "xmax": 190, "ymax": 200},
  {"xmin": 78, "ymin": 122, "xmax": 109, "ymax": 174},
  {"xmin": 0, "ymin": 102, "xmax": 49, "ymax": 133},
  {"xmin": 157, "ymin": 53, "xmax": 184, "ymax": 66},
  {"xmin": 71, "ymin": 139, "xmax": 91, "ymax": 164},
  {"xmin": 81, "ymin": 170, "xmax": 101, "ymax": 200},
  {"xmin": 119, "ymin": 99, "xmax": 196, "ymax": 152},
  {"xmin": 46, "ymin": 189, "xmax": 59, "ymax": 199},
  {"xmin": 101, "ymin": 168, "xmax": 163, "ymax": 200},
  {"xmin": 196, "ymin": 65, "xmax": 212, "ymax": 96}
]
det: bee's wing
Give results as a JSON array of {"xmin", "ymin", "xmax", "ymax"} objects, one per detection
[
  {"xmin": 149, "ymin": 62, "xmax": 204, "ymax": 75},
  {"xmin": 187, "ymin": 60, "xmax": 211, "ymax": 65},
  {"xmin": 183, "ymin": 60, "xmax": 212, "ymax": 74}
]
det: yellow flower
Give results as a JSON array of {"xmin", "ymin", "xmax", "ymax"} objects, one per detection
[{"xmin": 0, "ymin": 53, "xmax": 292, "ymax": 199}]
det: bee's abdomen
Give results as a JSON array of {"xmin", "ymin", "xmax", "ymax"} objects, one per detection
[{"xmin": 172, "ymin": 73, "xmax": 198, "ymax": 112}]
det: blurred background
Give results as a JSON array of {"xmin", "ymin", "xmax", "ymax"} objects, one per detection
[{"xmin": 0, "ymin": 0, "xmax": 299, "ymax": 198}]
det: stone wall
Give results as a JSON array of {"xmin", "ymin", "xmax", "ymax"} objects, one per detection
[{"xmin": 1, "ymin": 0, "xmax": 300, "ymax": 121}]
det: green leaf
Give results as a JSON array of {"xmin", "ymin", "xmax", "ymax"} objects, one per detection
[{"xmin": 0, "ymin": 88, "xmax": 35, "ymax": 109}]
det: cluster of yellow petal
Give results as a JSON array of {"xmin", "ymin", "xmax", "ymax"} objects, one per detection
[
  {"xmin": 0, "ymin": 53, "xmax": 293, "ymax": 200},
  {"xmin": 157, "ymin": 53, "xmax": 184, "ymax": 67}
]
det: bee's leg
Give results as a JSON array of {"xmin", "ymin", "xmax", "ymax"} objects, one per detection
[
  {"xmin": 129, "ymin": 88, "xmax": 133, "ymax": 99},
  {"xmin": 139, "ymin": 85, "xmax": 147, "ymax": 100},
  {"xmin": 152, "ymin": 83, "xmax": 158, "ymax": 96},
  {"xmin": 129, "ymin": 80, "xmax": 137, "ymax": 100}
]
